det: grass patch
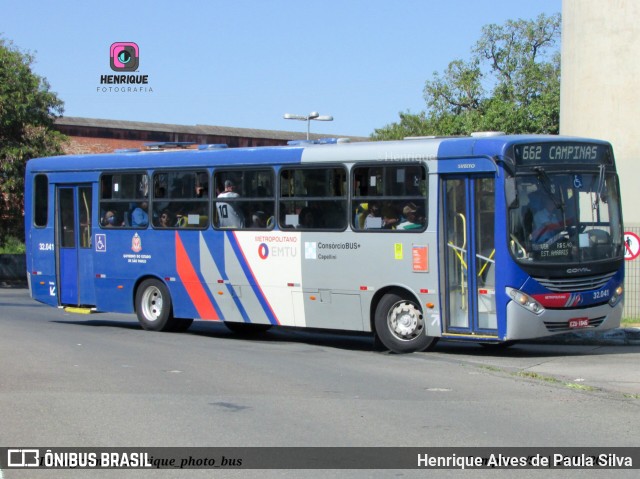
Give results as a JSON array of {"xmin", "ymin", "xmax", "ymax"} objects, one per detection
[
  {"xmin": 623, "ymin": 393, "xmax": 640, "ymax": 400},
  {"xmin": 0, "ymin": 236, "xmax": 25, "ymax": 254},
  {"xmin": 479, "ymin": 365, "xmax": 502, "ymax": 372},
  {"xmin": 565, "ymin": 383, "xmax": 598, "ymax": 391},
  {"xmin": 621, "ymin": 317, "xmax": 640, "ymax": 327},
  {"xmin": 514, "ymin": 371, "xmax": 561, "ymax": 384},
  {"xmin": 515, "ymin": 371, "xmax": 602, "ymax": 392}
]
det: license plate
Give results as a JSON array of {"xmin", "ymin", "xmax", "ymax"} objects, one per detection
[{"xmin": 569, "ymin": 318, "xmax": 589, "ymax": 329}]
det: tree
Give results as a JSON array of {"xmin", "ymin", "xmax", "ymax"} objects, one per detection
[
  {"xmin": 372, "ymin": 13, "xmax": 561, "ymax": 140},
  {"xmin": 0, "ymin": 38, "xmax": 66, "ymax": 244}
]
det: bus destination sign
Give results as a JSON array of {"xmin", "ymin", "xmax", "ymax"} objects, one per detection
[{"xmin": 512, "ymin": 142, "xmax": 612, "ymax": 165}]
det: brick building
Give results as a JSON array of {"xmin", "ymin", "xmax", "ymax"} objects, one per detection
[{"xmin": 54, "ymin": 117, "xmax": 363, "ymax": 154}]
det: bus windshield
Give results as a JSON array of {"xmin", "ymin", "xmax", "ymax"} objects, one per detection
[{"xmin": 508, "ymin": 169, "xmax": 624, "ymax": 264}]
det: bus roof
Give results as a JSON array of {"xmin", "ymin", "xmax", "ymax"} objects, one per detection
[{"xmin": 25, "ymin": 134, "xmax": 612, "ymax": 174}]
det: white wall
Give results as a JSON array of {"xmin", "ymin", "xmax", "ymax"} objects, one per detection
[{"xmin": 560, "ymin": 0, "xmax": 640, "ymax": 226}]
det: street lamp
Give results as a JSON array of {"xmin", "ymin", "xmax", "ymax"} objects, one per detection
[{"xmin": 283, "ymin": 111, "xmax": 334, "ymax": 140}]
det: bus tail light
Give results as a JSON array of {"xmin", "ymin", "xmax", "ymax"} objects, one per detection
[
  {"xmin": 609, "ymin": 285, "xmax": 624, "ymax": 307},
  {"xmin": 507, "ymin": 287, "xmax": 545, "ymax": 315}
]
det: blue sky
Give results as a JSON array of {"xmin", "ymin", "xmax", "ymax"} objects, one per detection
[{"xmin": 1, "ymin": 0, "xmax": 560, "ymax": 137}]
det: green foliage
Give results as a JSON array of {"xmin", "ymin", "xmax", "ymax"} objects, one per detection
[
  {"xmin": 372, "ymin": 13, "xmax": 561, "ymax": 140},
  {"xmin": 0, "ymin": 236, "xmax": 26, "ymax": 254},
  {"xmin": 0, "ymin": 37, "xmax": 66, "ymax": 243}
]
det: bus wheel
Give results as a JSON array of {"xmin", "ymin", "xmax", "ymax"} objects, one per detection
[
  {"xmin": 135, "ymin": 279, "xmax": 174, "ymax": 331},
  {"xmin": 375, "ymin": 292, "xmax": 436, "ymax": 353}
]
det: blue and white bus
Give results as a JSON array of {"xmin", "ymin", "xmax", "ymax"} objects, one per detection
[{"xmin": 24, "ymin": 134, "xmax": 625, "ymax": 353}]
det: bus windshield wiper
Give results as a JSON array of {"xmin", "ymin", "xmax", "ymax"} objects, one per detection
[
  {"xmin": 596, "ymin": 163, "xmax": 607, "ymax": 205},
  {"xmin": 533, "ymin": 166, "xmax": 564, "ymax": 211}
]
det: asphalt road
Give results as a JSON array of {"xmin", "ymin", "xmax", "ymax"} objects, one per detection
[{"xmin": 1, "ymin": 287, "xmax": 639, "ymax": 478}]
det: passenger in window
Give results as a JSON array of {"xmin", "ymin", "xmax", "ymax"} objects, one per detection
[
  {"xmin": 364, "ymin": 202, "xmax": 384, "ymax": 229},
  {"xmin": 251, "ymin": 211, "xmax": 267, "ymax": 228},
  {"xmin": 217, "ymin": 180, "xmax": 244, "ymax": 228},
  {"xmin": 157, "ymin": 209, "xmax": 173, "ymax": 228},
  {"xmin": 404, "ymin": 169, "xmax": 423, "ymax": 196},
  {"xmin": 297, "ymin": 207, "xmax": 315, "ymax": 228},
  {"xmin": 196, "ymin": 172, "xmax": 209, "ymax": 198},
  {"xmin": 354, "ymin": 203, "xmax": 368, "ymax": 229},
  {"xmin": 132, "ymin": 201, "xmax": 149, "ymax": 227},
  {"xmin": 102, "ymin": 211, "xmax": 119, "ymax": 227},
  {"xmin": 279, "ymin": 206, "xmax": 293, "ymax": 228},
  {"xmin": 398, "ymin": 203, "xmax": 423, "ymax": 230},
  {"xmin": 381, "ymin": 202, "xmax": 399, "ymax": 229},
  {"xmin": 195, "ymin": 185, "xmax": 207, "ymax": 198}
]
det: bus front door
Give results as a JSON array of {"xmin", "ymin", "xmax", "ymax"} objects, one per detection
[
  {"xmin": 57, "ymin": 185, "xmax": 96, "ymax": 306},
  {"xmin": 442, "ymin": 176, "xmax": 497, "ymax": 337}
]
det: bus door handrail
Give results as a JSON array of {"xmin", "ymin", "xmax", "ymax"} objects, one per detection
[
  {"xmin": 446, "ymin": 213, "xmax": 468, "ymax": 310},
  {"xmin": 477, "ymin": 249, "xmax": 495, "ymax": 278}
]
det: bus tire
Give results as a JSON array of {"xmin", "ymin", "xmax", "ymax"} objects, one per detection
[
  {"xmin": 135, "ymin": 279, "xmax": 174, "ymax": 331},
  {"xmin": 374, "ymin": 292, "xmax": 436, "ymax": 353}
]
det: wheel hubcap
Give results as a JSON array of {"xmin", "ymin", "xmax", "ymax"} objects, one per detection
[
  {"xmin": 141, "ymin": 286, "xmax": 163, "ymax": 322},
  {"xmin": 388, "ymin": 301, "xmax": 424, "ymax": 341}
]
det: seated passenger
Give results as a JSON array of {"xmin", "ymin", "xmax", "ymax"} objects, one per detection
[
  {"xmin": 131, "ymin": 201, "xmax": 149, "ymax": 227},
  {"xmin": 251, "ymin": 210, "xmax": 267, "ymax": 228},
  {"xmin": 364, "ymin": 202, "xmax": 384, "ymax": 229},
  {"xmin": 381, "ymin": 202, "xmax": 399, "ymax": 229},
  {"xmin": 354, "ymin": 203, "xmax": 368, "ymax": 229},
  {"xmin": 297, "ymin": 207, "xmax": 315, "ymax": 228},
  {"xmin": 398, "ymin": 203, "xmax": 423, "ymax": 230},
  {"xmin": 102, "ymin": 211, "xmax": 119, "ymax": 227},
  {"xmin": 217, "ymin": 180, "xmax": 244, "ymax": 228},
  {"xmin": 157, "ymin": 209, "xmax": 173, "ymax": 228}
]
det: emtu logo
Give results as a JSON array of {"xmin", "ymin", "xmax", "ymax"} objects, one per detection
[{"xmin": 110, "ymin": 42, "xmax": 139, "ymax": 71}]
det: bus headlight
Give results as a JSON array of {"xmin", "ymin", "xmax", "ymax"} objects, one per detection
[
  {"xmin": 609, "ymin": 285, "xmax": 624, "ymax": 307},
  {"xmin": 507, "ymin": 287, "xmax": 545, "ymax": 315}
]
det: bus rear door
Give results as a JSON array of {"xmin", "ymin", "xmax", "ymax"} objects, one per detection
[
  {"xmin": 441, "ymin": 174, "xmax": 497, "ymax": 338},
  {"xmin": 56, "ymin": 185, "xmax": 96, "ymax": 306}
]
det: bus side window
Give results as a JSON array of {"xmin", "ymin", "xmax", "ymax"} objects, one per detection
[
  {"xmin": 278, "ymin": 166, "xmax": 347, "ymax": 230},
  {"xmin": 213, "ymin": 168, "xmax": 275, "ymax": 230},
  {"xmin": 351, "ymin": 164, "xmax": 427, "ymax": 232},
  {"xmin": 153, "ymin": 170, "xmax": 209, "ymax": 229},
  {"xmin": 99, "ymin": 172, "xmax": 149, "ymax": 229},
  {"xmin": 34, "ymin": 174, "xmax": 49, "ymax": 227}
]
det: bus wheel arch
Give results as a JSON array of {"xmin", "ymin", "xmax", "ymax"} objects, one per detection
[
  {"xmin": 134, "ymin": 276, "xmax": 191, "ymax": 332},
  {"xmin": 371, "ymin": 287, "xmax": 437, "ymax": 354}
]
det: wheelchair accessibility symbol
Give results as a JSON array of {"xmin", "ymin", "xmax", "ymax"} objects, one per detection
[{"xmin": 95, "ymin": 234, "xmax": 107, "ymax": 252}]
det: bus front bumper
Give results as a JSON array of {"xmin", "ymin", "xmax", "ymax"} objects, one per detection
[{"xmin": 505, "ymin": 300, "xmax": 623, "ymax": 341}]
